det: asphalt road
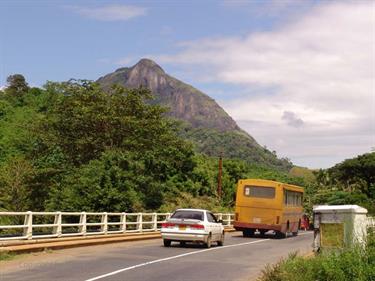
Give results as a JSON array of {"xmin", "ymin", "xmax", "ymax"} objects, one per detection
[{"xmin": 0, "ymin": 231, "xmax": 313, "ymax": 281}]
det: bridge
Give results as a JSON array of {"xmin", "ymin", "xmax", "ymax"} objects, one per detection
[{"xmin": 0, "ymin": 212, "xmax": 373, "ymax": 281}]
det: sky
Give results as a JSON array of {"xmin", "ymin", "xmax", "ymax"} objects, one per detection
[{"xmin": 0, "ymin": 0, "xmax": 374, "ymax": 169}]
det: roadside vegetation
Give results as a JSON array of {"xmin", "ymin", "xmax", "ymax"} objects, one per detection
[
  {"xmin": 303, "ymin": 153, "xmax": 375, "ymax": 216},
  {"xmin": 0, "ymin": 251, "xmax": 15, "ymax": 261},
  {"xmin": 257, "ymin": 232, "xmax": 375, "ymax": 281}
]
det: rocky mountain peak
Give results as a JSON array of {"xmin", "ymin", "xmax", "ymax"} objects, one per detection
[
  {"xmin": 97, "ymin": 59, "xmax": 241, "ymax": 131},
  {"xmin": 133, "ymin": 58, "xmax": 164, "ymax": 72},
  {"xmin": 122, "ymin": 58, "xmax": 167, "ymax": 91}
]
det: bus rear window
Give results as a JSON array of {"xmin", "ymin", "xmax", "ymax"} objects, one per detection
[{"xmin": 244, "ymin": 185, "xmax": 275, "ymax": 199}]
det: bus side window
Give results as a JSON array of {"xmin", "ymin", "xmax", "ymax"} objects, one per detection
[{"xmin": 284, "ymin": 190, "xmax": 287, "ymax": 205}]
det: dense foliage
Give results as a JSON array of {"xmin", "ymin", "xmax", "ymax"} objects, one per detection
[
  {"xmin": 302, "ymin": 153, "xmax": 375, "ymax": 215},
  {"xmin": 0, "ymin": 76, "xmax": 302, "ymax": 213},
  {"xmin": 0, "ymin": 78, "xmax": 195, "ymax": 212},
  {"xmin": 180, "ymin": 126, "xmax": 293, "ymax": 171},
  {"xmin": 0, "ymin": 74, "xmax": 373, "ymax": 215}
]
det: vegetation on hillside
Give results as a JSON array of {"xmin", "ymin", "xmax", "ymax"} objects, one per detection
[
  {"xmin": 97, "ymin": 59, "xmax": 293, "ymax": 171},
  {"xmin": 0, "ymin": 74, "xmax": 373, "ymax": 215},
  {"xmin": 0, "ymin": 75, "xmax": 303, "ymax": 213},
  {"xmin": 180, "ymin": 126, "xmax": 293, "ymax": 171}
]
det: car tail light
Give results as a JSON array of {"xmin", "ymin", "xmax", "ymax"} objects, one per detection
[
  {"xmin": 189, "ymin": 224, "xmax": 204, "ymax": 230},
  {"xmin": 162, "ymin": 222, "xmax": 175, "ymax": 228}
]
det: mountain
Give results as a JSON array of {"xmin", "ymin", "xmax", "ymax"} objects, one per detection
[
  {"xmin": 97, "ymin": 59, "xmax": 292, "ymax": 171},
  {"xmin": 98, "ymin": 59, "xmax": 239, "ymax": 131}
]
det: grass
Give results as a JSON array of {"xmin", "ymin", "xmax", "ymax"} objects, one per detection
[
  {"xmin": 0, "ymin": 251, "xmax": 16, "ymax": 261},
  {"xmin": 257, "ymin": 231, "xmax": 375, "ymax": 281}
]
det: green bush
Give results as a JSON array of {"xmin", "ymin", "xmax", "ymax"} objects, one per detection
[
  {"xmin": 0, "ymin": 251, "xmax": 15, "ymax": 261},
  {"xmin": 258, "ymin": 233, "xmax": 375, "ymax": 281}
]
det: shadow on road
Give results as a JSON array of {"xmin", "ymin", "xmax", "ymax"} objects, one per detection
[{"xmin": 231, "ymin": 230, "xmax": 310, "ymax": 240}]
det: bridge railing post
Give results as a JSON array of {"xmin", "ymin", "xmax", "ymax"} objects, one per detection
[
  {"xmin": 229, "ymin": 214, "xmax": 234, "ymax": 226},
  {"xmin": 101, "ymin": 212, "xmax": 108, "ymax": 234},
  {"xmin": 53, "ymin": 211, "xmax": 62, "ymax": 237},
  {"xmin": 217, "ymin": 213, "xmax": 223, "ymax": 224},
  {"xmin": 137, "ymin": 213, "xmax": 143, "ymax": 232},
  {"xmin": 152, "ymin": 213, "xmax": 157, "ymax": 231},
  {"xmin": 121, "ymin": 212, "xmax": 127, "ymax": 233},
  {"xmin": 79, "ymin": 212, "xmax": 87, "ymax": 236},
  {"xmin": 23, "ymin": 211, "xmax": 33, "ymax": 240}
]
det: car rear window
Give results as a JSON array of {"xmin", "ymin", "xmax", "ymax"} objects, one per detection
[{"xmin": 171, "ymin": 210, "xmax": 204, "ymax": 221}]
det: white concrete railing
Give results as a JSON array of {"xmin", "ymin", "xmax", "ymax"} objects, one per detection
[{"xmin": 0, "ymin": 211, "xmax": 234, "ymax": 241}]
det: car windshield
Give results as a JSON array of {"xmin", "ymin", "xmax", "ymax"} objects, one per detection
[{"xmin": 171, "ymin": 210, "xmax": 204, "ymax": 221}]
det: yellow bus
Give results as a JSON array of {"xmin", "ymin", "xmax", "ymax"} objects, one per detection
[{"xmin": 234, "ymin": 179, "xmax": 304, "ymax": 238}]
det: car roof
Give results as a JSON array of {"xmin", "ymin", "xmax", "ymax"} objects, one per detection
[{"xmin": 174, "ymin": 208, "xmax": 209, "ymax": 212}]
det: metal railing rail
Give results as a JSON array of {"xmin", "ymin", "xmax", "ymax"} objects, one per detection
[{"xmin": 0, "ymin": 211, "xmax": 234, "ymax": 241}]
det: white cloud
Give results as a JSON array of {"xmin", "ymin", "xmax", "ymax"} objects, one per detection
[
  {"xmin": 68, "ymin": 4, "xmax": 147, "ymax": 21},
  {"xmin": 155, "ymin": 1, "xmax": 375, "ymax": 168}
]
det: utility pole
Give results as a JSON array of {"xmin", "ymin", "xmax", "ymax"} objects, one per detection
[{"xmin": 217, "ymin": 153, "xmax": 223, "ymax": 199}]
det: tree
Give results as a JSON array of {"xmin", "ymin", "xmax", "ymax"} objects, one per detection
[
  {"xmin": 5, "ymin": 74, "xmax": 29, "ymax": 99},
  {"xmin": 328, "ymin": 152, "xmax": 375, "ymax": 198},
  {"xmin": 0, "ymin": 156, "xmax": 35, "ymax": 211},
  {"xmin": 42, "ymin": 80, "xmax": 196, "ymax": 211},
  {"xmin": 41, "ymin": 80, "xmax": 194, "ymax": 167}
]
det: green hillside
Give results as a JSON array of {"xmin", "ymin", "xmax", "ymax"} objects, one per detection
[
  {"xmin": 97, "ymin": 59, "xmax": 292, "ymax": 171},
  {"xmin": 0, "ymin": 76, "xmax": 301, "ymax": 213}
]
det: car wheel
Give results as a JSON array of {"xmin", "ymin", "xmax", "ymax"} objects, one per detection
[
  {"xmin": 217, "ymin": 232, "xmax": 224, "ymax": 246},
  {"xmin": 205, "ymin": 234, "xmax": 212, "ymax": 248},
  {"xmin": 163, "ymin": 239, "xmax": 171, "ymax": 247},
  {"xmin": 180, "ymin": 241, "xmax": 186, "ymax": 247},
  {"xmin": 292, "ymin": 230, "xmax": 298, "ymax": 236}
]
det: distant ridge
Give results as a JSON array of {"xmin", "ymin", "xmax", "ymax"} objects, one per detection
[{"xmin": 97, "ymin": 59, "xmax": 292, "ymax": 170}]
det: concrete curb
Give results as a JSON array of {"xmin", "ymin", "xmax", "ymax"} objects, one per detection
[
  {"xmin": 1, "ymin": 228, "xmax": 236, "ymax": 254},
  {"xmin": 0, "ymin": 233, "xmax": 162, "ymax": 254},
  {"xmin": 0, "ymin": 231, "xmax": 159, "ymax": 247}
]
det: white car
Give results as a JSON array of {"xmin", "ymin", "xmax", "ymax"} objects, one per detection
[{"xmin": 161, "ymin": 208, "xmax": 225, "ymax": 248}]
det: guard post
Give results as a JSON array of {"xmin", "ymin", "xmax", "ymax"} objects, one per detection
[{"xmin": 313, "ymin": 205, "xmax": 368, "ymax": 252}]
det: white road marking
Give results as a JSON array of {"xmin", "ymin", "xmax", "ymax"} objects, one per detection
[{"xmin": 84, "ymin": 239, "xmax": 270, "ymax": 281}]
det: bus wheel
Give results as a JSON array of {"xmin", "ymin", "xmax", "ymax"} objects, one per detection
[
  {"xmin": 275, "ymin": 231, "xmax": 286, "ymax": 239},
  {"xmin": 243, "ymin": 229, "xmax": 254, "ymax": 237}
]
